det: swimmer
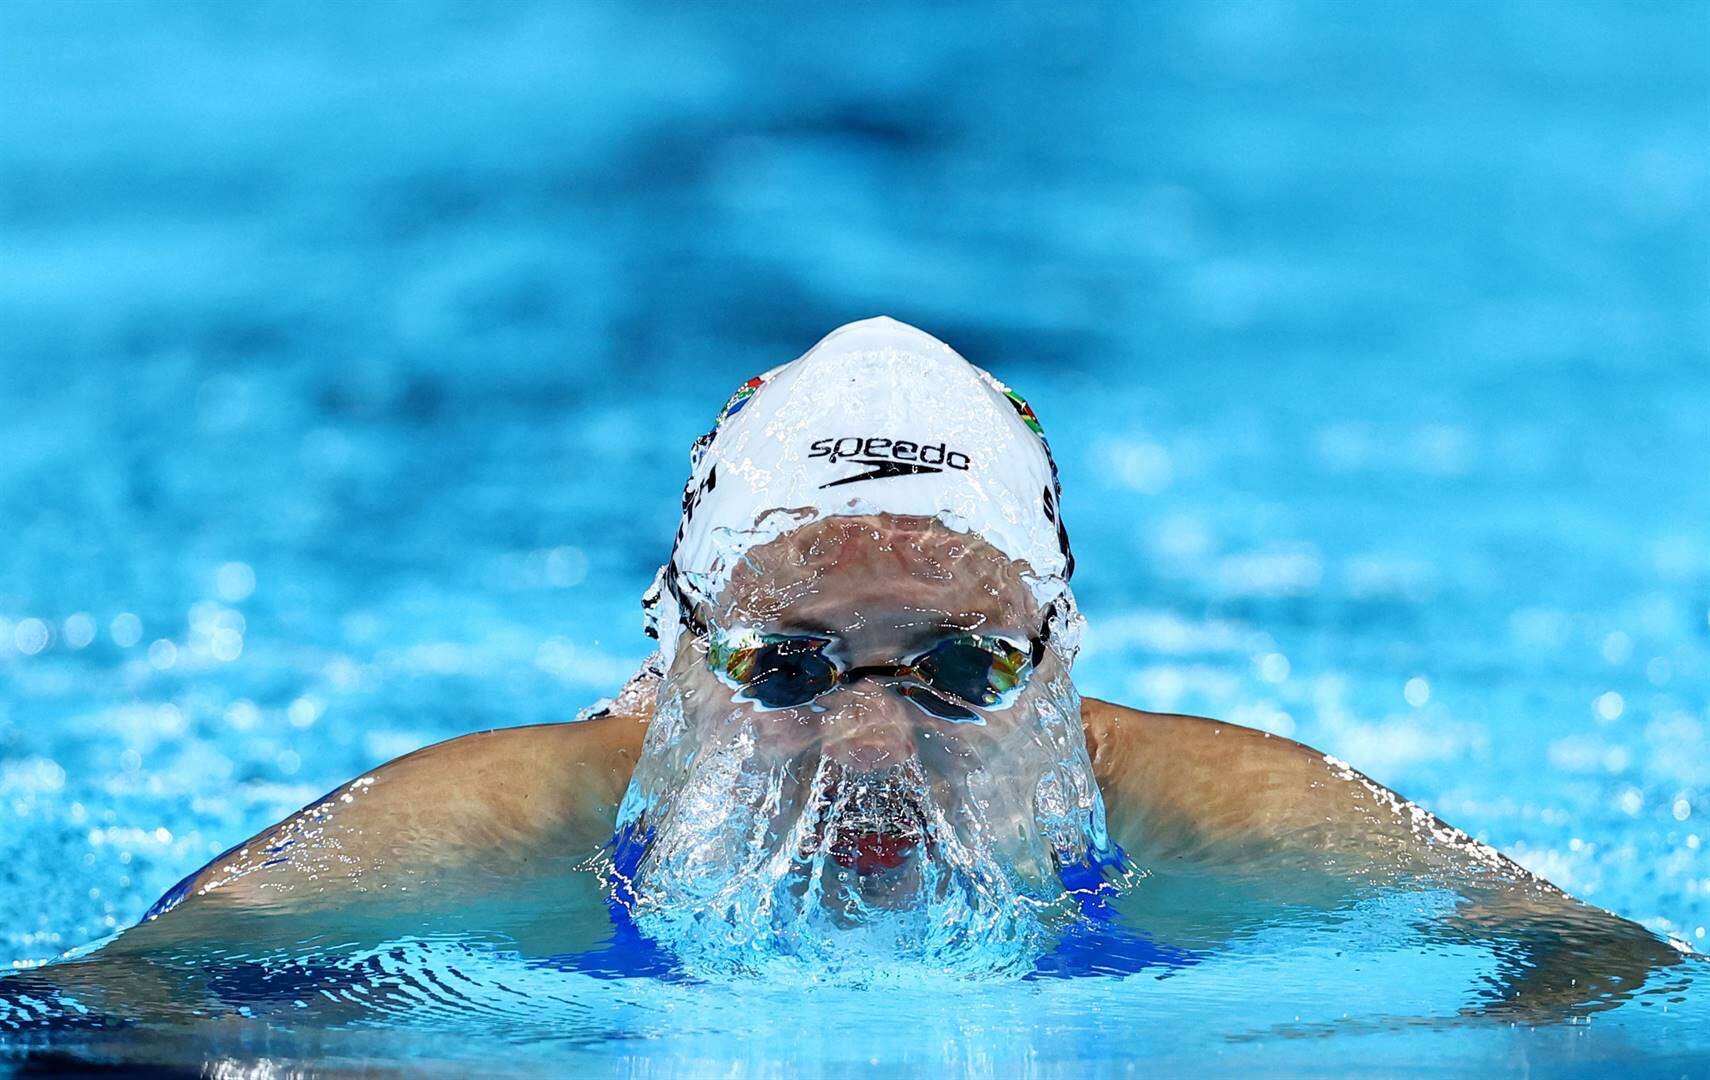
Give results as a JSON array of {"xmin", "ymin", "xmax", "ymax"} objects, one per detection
[{"xmin": 24, "ymin": 318, "xmax": 1686, "ymax": 1013}]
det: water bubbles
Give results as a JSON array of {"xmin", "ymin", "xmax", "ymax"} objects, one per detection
[
  {"xmin": 110, "ymin": 612, "xmax": 143, "ymax": 648},
  {"xmin": 496, "ymin": 546, "xmax": 591, "ymax": 591},
  {"xmin": 544, "ymin": 546, "xmax": 589, "ymax": 588},
  {"xmin": 1153, "ymin": 514, "xmax": 1213, "ymax": 560},
  {"xmin": 189, "ymin": 602, "xmax": 246, "ymax": 662},
  {"xmin": 210, "ymin": 628, "xmax": 244, "ymax": 662},
  {"xmin": 154, "ymin": 704, "xmax": 186, "ymax": 736},
  {"xmin": 1215, "ymin": 548, "xmax": 1323, "ymax": 597},
  {"xmin": 1256, "ymin": 652, "xmax": 1290, "ymax": 683},
  {"xmin": 1618, "ymin": 787, "xmax": 1645, "ymax": 816},
  {"xmin": 1596, "ymin": 692, "xmax": 1626, "ymax": 723},
  {"xmin": 325, "ymin": 656, "xmax": 364, "ymax": 690},
  {"xmin": 1602, "ymin": 632, "xmax": 1634, "ymax": 665},
  {"xmin": 1101, "ymin": 439, "xmax": 1174, "ymax": 495},
  {"xmin": 61, "ymin": 613, "xmax": 96, "ymax": 650},
  {"xmin": 9, "ymin": 759, "xmax": 66, "ymax": 794},
  {"xmin": 288, "ymin": 697, "xmax": 324, "ymax": 729},
  {"xmin": 1675, "ymin": 798, "xmax": 1694, "ymax": 822},
  {"xmin": 224, "ymin": 700, "xmax": 261, "ymax": 730},
  {"xmin": 13, "ymin": 618, "xmax": 49, "ymax": 656},
  {"xmin": 1404, "ymin": 677, "xmax": 1431, "ymax": 708},
  {"xmin": 215, "ymin": 561, "xmax": 256, "ymax": 603},
  {"xmin": 147, "ymin": 639, "xmax": 178, "ymax": 670}
]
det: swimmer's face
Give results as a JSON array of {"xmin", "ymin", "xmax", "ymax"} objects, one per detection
[
  {"xmin": 618, "ymin": 515, "xmax": 1103, "ymax": 974},
  {"xmin": 623, "ymin": 516, "xmax": 1091, "ymax": 935},
  {"xmin": 702, "ymin": 515, "xmax": 1052, "ymax": 798}
]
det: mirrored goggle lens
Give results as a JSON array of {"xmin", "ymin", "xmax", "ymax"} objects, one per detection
[
  {"xmin": 913, "ymin": 636, "xmax": 1034, "ymax": 708},
  {"xmin": 718, "ymin": 635, "xmax": 840, "ymax": 709},
  {"xmin": 896, "ymin": 684, "xmax": 980, "ymax": 722}
]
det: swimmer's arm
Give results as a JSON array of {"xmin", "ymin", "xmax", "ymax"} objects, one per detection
[
  {"xmin": 28, "ymin": 690, "xmax": 651, "ymax": 1017},
  {"xmin": 149, "ymin": 708, "xmax": 647, "ymax": 918},
  {"xmin": 1083, "ymin": 698, "xmax": 1688, "ymax": 1016},
  {"xmin": 94, "ymin": 664, "xmax": 653, "ymax": 965},
  {"xmin": 1082, "ymin": 699, "xmax": 1464, "ymax": 871}
]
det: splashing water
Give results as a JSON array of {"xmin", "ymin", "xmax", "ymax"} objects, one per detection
[{"xmin": 612, "ymin": 613, "xmax": 1118, "ymax": 983}]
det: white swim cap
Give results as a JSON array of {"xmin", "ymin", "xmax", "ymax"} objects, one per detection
[{"xmin": 644, "ymin": 316, "xmax": 1075, "ymax": 662}]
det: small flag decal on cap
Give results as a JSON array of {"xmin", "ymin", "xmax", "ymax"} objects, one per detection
[
  {"xmin": 717, "ymin": 374, "xmax": 768, "ymax": 424},
  {"xmin": 1004, "ymin": 388, "xmax": 1044, "ymax": 435}
]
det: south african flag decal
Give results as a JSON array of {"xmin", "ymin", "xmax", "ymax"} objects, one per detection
[
  {"xmin": 718, "ymin": 375, "xmax": 768, "ymax": 425},
  {"xmin": 1004, "ymin": 387, "xmax": 1044, "ymax": 435}
]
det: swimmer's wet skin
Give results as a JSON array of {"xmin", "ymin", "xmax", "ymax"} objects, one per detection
[{"xmin": 15, "ymin": 318, "xmax": 1688, "ymax": 1018}]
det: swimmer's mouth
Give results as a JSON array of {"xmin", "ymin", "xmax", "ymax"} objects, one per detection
[
  {"xmin": 829, "ymin": 827, "xmax": 919, "ymax": 876},
  {"xmin": 813, "ymin": 789, "xmax": 928, "ymax": 877}
]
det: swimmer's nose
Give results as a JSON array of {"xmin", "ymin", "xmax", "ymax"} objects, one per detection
[{"xmin": 819, "ymin": 683, "xmax": 918, "ymax": 770}]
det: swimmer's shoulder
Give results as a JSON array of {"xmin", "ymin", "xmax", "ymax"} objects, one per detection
[
  {"xmin": 1080, "ymin": 696, "xmax": 1337, "ymax": 801},
  {"xmin": 154, "ymin": 672, "xmax": 654, "ymax": 916},
  {"xmin": 1079, "ymin": 697, "xmax": 1457, "ymax": 867}
]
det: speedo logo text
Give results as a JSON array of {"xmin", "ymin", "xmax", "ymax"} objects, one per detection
[{"xmin": 808, "ymin": 435, "xmax": 972, "ymax": 488}]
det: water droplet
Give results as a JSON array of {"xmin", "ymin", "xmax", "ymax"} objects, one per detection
[
  {"xmin": 545, "ymin": 546, "xmax": 589, "ymax": 588},
  {"xmin": 216, "ymin": 561, "xmax": 256, "ymax": 603},
  {"xmin": 225, "ymin": 700, "xmax": 261, "ymax": 729},
  {"xmin": 1596, "ymin": 691, "xmax": 1625, "ymax": 722},
  {"xmin": 147, "ymin": 639, "xmax": 178, "ymax": 670},
  {"xmin": 1601, "ymin": 631, "xmax": 1633, "ymax": 664},
  {"xmin": 62, "ymin": 613, "xmax": 96, "ymax": 650},
  {"xmin": 1617, "ymin": 787, "xmax": 1644, "ymax": 816},
  {"xmin": 14, "ymin": 618, "xmax": 49, "ymax": 656},
  {"xmin": 210, "ymin": 628, "xmax": 243, "ymax": 662},
  {"xmin": 111, "ymin": 613, "xmax": 143, "ymax": 648},
  {"xmin": 288, "ymin": 697, "xmax": 323, "ymax": 729},
  {"xmin": 1257, "ymin": 652, "xmax": 1290, "ymax": 683}
]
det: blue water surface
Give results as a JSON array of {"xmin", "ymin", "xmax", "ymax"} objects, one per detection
[{"xmin": 2, "ymin": 1, "xmax": 1708, "ymax": 1075}]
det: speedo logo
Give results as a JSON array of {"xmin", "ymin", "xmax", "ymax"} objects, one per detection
[{"xmin": 809, "ymin": 436, "xmax": 971, "ymax": 488}]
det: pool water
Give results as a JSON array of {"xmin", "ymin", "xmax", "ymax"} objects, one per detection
[{"xmin": 2, "ymin": 0, "xmax": 1708, "ymax": 1074}]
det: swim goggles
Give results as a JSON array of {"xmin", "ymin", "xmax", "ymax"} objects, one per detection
[{"xmin": 688, "ymin": 606, "xmax": 1054, "ymax": 722}]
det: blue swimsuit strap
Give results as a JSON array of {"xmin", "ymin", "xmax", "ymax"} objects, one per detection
[{"xmin": 555, "ymin": 826, "xmax": 1197, "ymax": 980}]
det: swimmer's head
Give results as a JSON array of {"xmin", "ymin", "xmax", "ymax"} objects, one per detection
[
  {"xmin": 642, "ymin": 315, "xmax": 1075, "ymax": 667},
  {"xmin": 615, "ymin": 320, "xmax": 1108, "ymax": 980}
]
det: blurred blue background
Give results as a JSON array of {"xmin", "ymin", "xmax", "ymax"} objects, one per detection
[{"xmin": 1, "ymin": 0, "xmax": 1706, "ymax": 971}]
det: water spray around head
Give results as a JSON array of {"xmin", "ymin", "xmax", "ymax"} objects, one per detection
[{"xmin": 615, "ymin": 318, "xmax": 1113, "ymax": 980}]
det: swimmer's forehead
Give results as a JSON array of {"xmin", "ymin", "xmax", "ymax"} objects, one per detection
[{"xmin": 715, "ymin": 515, "xmax": 1038, "ymax": 636}]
